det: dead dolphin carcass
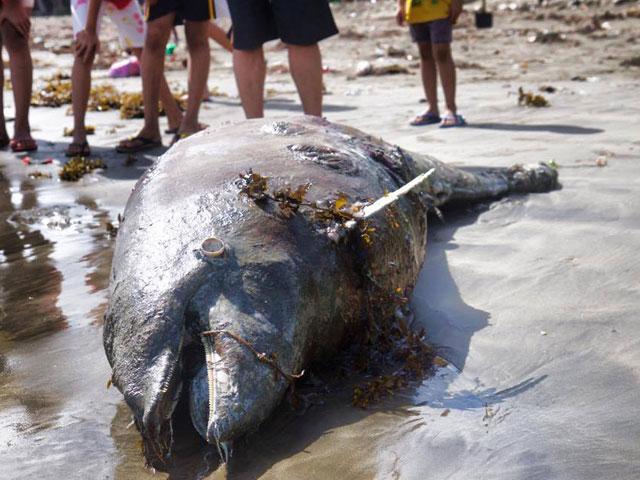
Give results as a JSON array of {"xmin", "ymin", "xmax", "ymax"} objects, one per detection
[{"xmin": 103, "ymin": 116, "xmax": 558, "ymax": 466}]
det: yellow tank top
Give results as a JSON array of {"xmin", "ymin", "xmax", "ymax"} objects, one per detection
[{"xmin": 405, "ymin": 0, "xmax": 451, "ymax": 24}]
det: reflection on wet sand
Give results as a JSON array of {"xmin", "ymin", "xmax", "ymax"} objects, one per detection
[
  {"xmin": 0, "ymin": 172, "xmax": 66, "ymax": 340},
  {"xmin": 0, "ymin": 163, "xmax": 121, "ymax": 479}
]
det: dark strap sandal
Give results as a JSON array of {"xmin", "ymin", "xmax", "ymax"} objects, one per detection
[
  {"xmin": 65, "ymin": 141, "xmax": 91, "ymax": 158},
  {"xmin": 115, "ymin": 136, "xmax": 162, "ymax": 154}
]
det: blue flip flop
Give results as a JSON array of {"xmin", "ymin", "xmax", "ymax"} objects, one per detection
[
  {"xmin": 439, "ymin": 113, "xmax": 467, "ymax": 128},
  {"xmin": 410, "ymin": 112, "xmax": 441, "ymax": 126}
]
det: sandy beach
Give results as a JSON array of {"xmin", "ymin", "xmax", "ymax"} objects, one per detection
[{"xmin": 1, "ymin": 0, "xmax": 639, "ymax": 478}]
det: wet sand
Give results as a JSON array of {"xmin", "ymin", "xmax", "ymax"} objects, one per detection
[{"xmin": 1, "ymin": 1, "xmax": 640, "ymax": 478}]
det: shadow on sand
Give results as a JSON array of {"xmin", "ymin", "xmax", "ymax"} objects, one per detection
[{"xmin": 467, "ymin": 122, "xmax": 603, "ymax": 135}]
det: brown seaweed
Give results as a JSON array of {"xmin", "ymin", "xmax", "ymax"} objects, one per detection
[{"xmin": 59, "ymin": 157, "xmax": 106, "ymax": 181}]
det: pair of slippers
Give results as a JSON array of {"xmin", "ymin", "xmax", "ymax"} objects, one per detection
[{"xmin": 410, "ymin": 112, "xmax": 467, "ymax": 128}]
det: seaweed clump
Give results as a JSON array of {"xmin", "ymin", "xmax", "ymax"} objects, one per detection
[
  {"xmin": 59, "ymin": 157, "xmax": 106, "ymax": 181},
  {"xmin": 31, "ymin": 72, "xmax": 72, "ymax": 107},
  {"xmin": 236, "ymin": 170, "xmax": 378, "ymax": 245},
  {"xmin": 63, "ymin": 126, "xmax": 96, "ymax": 137},
  {"xmin": 518, "ymin": 87, "xmax": 549, "ymax": 107},
  {"xmin": 237, "ymin": 170, "xmax": 363, "ymax": 222},
  {"xmin": 88, "ymin": 84, "xmax": 122, "ymax": 112},
  {"xmin": 119, "ymin": 91, "xmax": 187, "ymax": 120},
  {"xmin": 350, "ymin": 288, "xmax": 436, "ymax": 409}
]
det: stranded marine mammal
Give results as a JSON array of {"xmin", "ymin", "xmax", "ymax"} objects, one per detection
[{"xmin": 103, "ymin": 116, "xmax": 558, "ymax": 465}]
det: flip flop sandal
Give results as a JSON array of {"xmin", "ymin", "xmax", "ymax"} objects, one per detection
[
  {"xmin": 165, "ymin": 127, "xmax": 179, "ymax": 135},
  {"xmin": 116, "ymin": 136, "xmax": 162, "ymax": 154},
  {"xmin": 410, "ymin": 112, "xmax": 442, "ymax": 126},
  {"xmin": 65, "ymin": 141, "xmax": 91, "ymax": 158},
  {"xmin": 169, "ymin": 124, "xmax": 208, "ymax": 147},
  {"xmin": 169, "ymin": 132, "xmax": 192, "ymax": 147},
  {"xmin": 11, "ymin": 138, "xmax": 38, "ymax": 153},
  {"xmin": 439, "ymin": 114, "xmax": 467, "ymax": 128}
]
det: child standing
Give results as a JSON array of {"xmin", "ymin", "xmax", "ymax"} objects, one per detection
[
  {"xmin": 68, "ymin": 0, "xmax": 184, "ymax": 156},
  {"xmin": 0, "ymin": 0, "xmax": 36, "ymax": 152},
  {"xmin": 116, "ymin": 0, "xmax": 214, "ymax": 153},
  {"xmin": 396, "ymin": 0, "xmax": 465, "ymax": 127}
]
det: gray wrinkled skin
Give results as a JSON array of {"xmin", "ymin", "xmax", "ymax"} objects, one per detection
[{"xmin": 103, "ymin": 116, "xmax": 558, "ymax": 466}]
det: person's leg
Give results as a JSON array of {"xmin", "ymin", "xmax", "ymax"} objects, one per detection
[
  {"xmin": 120, "ymin": 12, "xmax": 174, "ymax": 147},
  {"xmin": 0, "ymin": 36, "xmax": 8, "ymax": 148},
  {"xmin": 1, "ymin": 11, "xmax": 34, "ymax": 147},
  {"xmin": 159, "ymin": 74, "xmax": 183, "ymax": 132},
  {"xmin": 69, "ymin": 45, "xmax": 95, "ymax": 152},
  {"xmin": 432, "ymin": 42, "xmax": 457, "ymax": 120},
  {"xmin": 132, "ymin": 45, "xmax": 182, "ymax": 132},
  {"xmin": 271, "ymin": 0, "xmax": 337, "ymax": 116},
  {"xmin": 429, "ymin": 20, "xmax": 458, "ymax": 125},
  {"xmin": 233, "ymin": 47, "xmax": 266, "ymax": 119},
  {"xmin": 208, "ymin": 22, "xmax": 232, "ymax": 52},
  {"xmin": 227, "ymin": 0, "xmax": 277, "ymax": 119},
  {"xmin": 181, "ymin": 20, "xmax": 210, "ymax": 134},
  {"xmin": 287, "ymin": 43, "xmax": 322, "ymax": 117},
  {"xmin": 418, "ymin": 41, "xmax": 438, "ymax": 116}
]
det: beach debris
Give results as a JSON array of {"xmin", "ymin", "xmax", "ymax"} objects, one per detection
[
  {"xmin": 356, "ymin": 60, "xmax": 409, "ymax": 77},
  {"xmin": 571, "ymin": 75, "xmax": 587, "ymax": 81},
  {"xmin": 59, "ymin": 157, "xmax": 106, "ymax": 181},
  {"xmin": 351, "ymin": 294, "xmax": 434, "ymax": 409},
  {"xmin": 595, "ymin": 156, "xmax": 608, "ymax": 167},
  {"xmin": 31, "ymin": 72, "xmax": 72, "ymax": 107},
  {"xmin": 626, "ymin": 7, "xmax": 640, "ymax": 18},
  {"xmin": 433, "ymin": 356, "xmax": 448, "ymax": 367},
  {"xmin": 540, "ymin": 330, "xmax": 548, "ymax": 336},
  {"xmin": 267, "ymin": 62, "xmax": 289, "ymax": 74},
  {"xmin": 339, "ymin": 28, "xmax": 367, "ymax": 40},
  {"xmin": 106, "ymin": 221, "xmax": 118, "ymax": 238},
  {"xmin": 457, "ymin": 60, "xmax": 485, "ymax": 70},
  {"xmin": 527, "ymin": 30, "xmax": 566, "ymax": 44},
  {"xmin": 119, "ymin": 90, "xmax": 187, "ymax": 119},
  {"xmin": 88, "ymin": 84, "xmax": 122, "ymax": 112},
  {"xmin": 548, "ymin": 160, "xmax": 559, "ymax": 169},
  {"xmin": 539, "ymin": 85, "xmax": 557, "ymax": 93},
  {"xmin": 28, "ymin": 171, "xmax": 52, "ymax": 180},
  {"xmin": 441, "ymin": 408, "xmax": 451, "ymax": 417},
  {"xmin": 375, "ymin": 44, "xmax": 406, "ymax": 58},
  {"xmin": 518, "ymin": 87, "xmax": 549, "ymax": 107},
  {"xmin": 119, "ymin": 92, "xmax": 145, "ymax": 119},
  {"xmin": 63, "ymin": 126, "xmax": 96, "ymax": 137},
  {"xmin": 109, "ymin": 56, "xmax": 141, "ymax": 78},
  {"xmin": 620, "ymin": 56, "xmax": 640, "ymax": 67},
  {"xmin": 21, "ymin": 156, "xmax": 54, "ymax": 166}
]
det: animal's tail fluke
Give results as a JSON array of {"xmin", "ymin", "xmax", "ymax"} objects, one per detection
[{"xmin": 427, "ymin": 162, "xmax": 559, "ymax": 207}]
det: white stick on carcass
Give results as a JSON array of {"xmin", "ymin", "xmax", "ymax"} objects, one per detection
[{"xmin": 344, "ymin": 168, "xmax": 435, "ymax": 229}]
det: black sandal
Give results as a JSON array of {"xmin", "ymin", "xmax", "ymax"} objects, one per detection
[
  {"xmin": 65, "ymin": 141, "xmax": 91, "ymax": 157},
  {"xmin": 116, "ymin": 136, "xmax": 162, "ymax": 154}
]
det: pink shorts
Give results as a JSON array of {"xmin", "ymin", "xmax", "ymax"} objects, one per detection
[
  {"xmin": 2, "ymin": 0, "xmax": 34, "ymax": 7},
  {"xmin": 72, "ymin": 0, "xmax": 146, "ymax": 49}
]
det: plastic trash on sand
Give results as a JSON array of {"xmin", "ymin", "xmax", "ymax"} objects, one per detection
[{"xmin": 109, "ymin": 57, "xmax": 140, "ymax": 78}]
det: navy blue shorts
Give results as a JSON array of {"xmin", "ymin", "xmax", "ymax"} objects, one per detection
[
  {"xmin": 228, "ymin": 0, "xmax": 339, "ymax": 51},
  {"xmin": 145, "ymin": 0, "xmax": 215, "ymax": 23},
  {"xmin": 409, "ymin": 18, "xmax": 453, "ymax": 44}
]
